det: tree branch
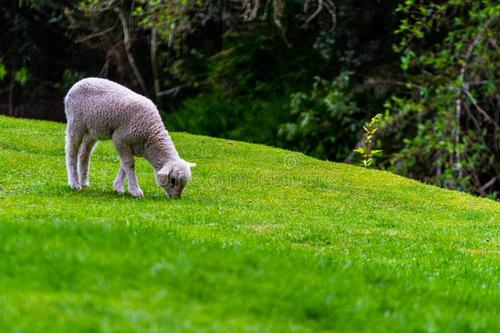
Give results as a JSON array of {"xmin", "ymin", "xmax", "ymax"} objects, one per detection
[
  {"xmin": 459, "ymin": 16, "xmax": 499, "ymax": 130},
  {"xmin": 301, "ymin": 0, "xmax": 323, "ymax": 29},
  {"xmin": 150, "ymin": 26, "xmax": 161, "ymax": 105},
  {"xmin": 117, "ymin": 8, "xmax": 149, "ymax": 97},
  {"xmin": 301, "ymin": 0, "xmax": 336, "ymax": 31},
  {"xmin": 157, "ymin": 84, "xmax": 188, "ymax": 97},
  {"xmin": 76, "ymin": 21, "xmax": 118, "ymax": 43}
]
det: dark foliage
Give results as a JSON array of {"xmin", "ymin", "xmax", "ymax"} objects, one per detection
[{"xmin": 0, "ymin": 0, "xmax": 497, "ymax": 198}]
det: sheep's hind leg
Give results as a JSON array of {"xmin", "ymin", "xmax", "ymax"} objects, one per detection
[
  {"xmin": 65, "ymin": 124, "xmax": 84, "ymax": 190},
  {"xmin": 78, "ymin": 136, "xmax": 97, "ymax": 188},
  {"xmin": 113, "ymin": 140, "xmax": 143, "ymax": 198},
  {"xmin": 113, "ymin": 164, "xmax": 126, "ymax": 194}
]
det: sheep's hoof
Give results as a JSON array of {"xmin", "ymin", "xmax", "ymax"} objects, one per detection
[
  {"xmin": 81, "ymin": 184, "xmax": 90, "ymax": 189},
  {"xmin": 130, "ymin": 189, "xmax": 144, "ymax": 198},
  {"xmin": 70, "ymin": 184, "xmax": 82, "ymax": 190},
  {"xmin": 114, "ymin": 185, "xmax": 125, "ymax": 195}
]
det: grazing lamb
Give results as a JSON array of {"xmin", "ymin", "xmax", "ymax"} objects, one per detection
[{"xmin": 64, "ymin": 77, "xmax": 195, "ymax": 198}]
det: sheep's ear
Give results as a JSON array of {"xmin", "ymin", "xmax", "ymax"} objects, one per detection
[
  {"xmin": 158, "ymin": 163, "xmax": 172, "ymax": 176},
  {"xmin": 186, "ymin": 161, "xmax": 196, "ymax": 169},
  {"xmin": 157, "ymin": 163, "xmax": 172, "ymax": 184}
]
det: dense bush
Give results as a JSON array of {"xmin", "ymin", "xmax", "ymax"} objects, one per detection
[
  {"xmin": 383, "ymin": 0, "xmax": 499, "ymax": 198},
  {"xmin": 277, "ymin": 73, "xmax": 362, "ymax": 161},
  {"xmin": 1, "ymin": 0, "xmax": 497, "ymax": 198}
]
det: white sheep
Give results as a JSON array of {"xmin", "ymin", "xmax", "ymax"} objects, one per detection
[{"xmin": 64, "ymin": 77, "xmax": 195, "ymax": 198}]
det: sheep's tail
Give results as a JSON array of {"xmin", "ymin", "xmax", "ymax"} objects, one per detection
[
  {"xmin": 63, "ymin": 93, "xmax": 71, "ymax": 117},
  {"xmin": 64, "ymin": 85, "xmax": 77, "ymax": 117}
]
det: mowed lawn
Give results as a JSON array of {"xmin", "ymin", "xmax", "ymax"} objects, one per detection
[{"xmin": 0, "ymin": 115, "xmax": 498, "ymax": 332}]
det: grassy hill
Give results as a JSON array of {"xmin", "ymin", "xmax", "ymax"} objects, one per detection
[{"xmin": 0, "ymin": 115, "xmax": 498, "ymax": 332}]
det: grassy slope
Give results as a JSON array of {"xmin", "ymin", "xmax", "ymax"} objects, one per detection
[{"xmin": 0, "ymin": 115, "xmax": 498, "ymax": 333}]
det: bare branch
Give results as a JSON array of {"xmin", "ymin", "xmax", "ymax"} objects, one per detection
[
  {"xmin": 301, "ymin": 0, "xmax": 323, "ymax": 29},
  {"xmin": 150, "ymin": 27, "xmax": 161, "ymax": 105},
  {"xmin": 240, "ymin": 0, "xmax": 336, "ymax": 32},
  {"xmin": 459, "ymin": 16, "xmax": 498, "ymax": 130},
  {"xmin": 323, "ymin": 0, "xmax": 337, "ymax": 31},
  {"xmin": 462, "ymin": 86, "xmax": 500, "ymax": 130},
  {"xmin": 454, "ymin": 96, "xmax": 463, "ymax": 177},
  {"xmin": 272, "ymin": 0, "xmax": 292, "ymax": 47},
  {"xmin": 76, "ymin": 21, "xmax": 118, "ymax": 43},
  {"xmin": 301, "ymin": 0, "xmax": 336, "ymax": 31},
  {"xmin": 157, "ymin": 85, "xmax": 188, "ymax": 97},
  {"xmin": 479, "ymin": 177, "xmax": 496, "ymax": 195},
  {"xmin": 241, "ymin": 0, "xmax": 260, "ymax": 21},
  {"xmin": 363, "ymin": 77, "xmax": 424, "ymax": 90},
  {"xmin": 117, "ymin": 8, "xmax": 149, "ymax": 97},
  {"xmin": 98, "ymin": 58, "xmax": 110, "ymax": 77}
]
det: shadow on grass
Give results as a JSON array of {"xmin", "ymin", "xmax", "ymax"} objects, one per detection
[{"xmin": 49, "ymin": 184, "xmax": 172, "ymax": 202}]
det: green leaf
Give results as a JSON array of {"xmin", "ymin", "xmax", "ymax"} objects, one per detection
[
  {"xmin": 486, "ymin": 80, "xmax": 496, "ymax": 95},
  {"xmin": 0, "ymin": 63, "xmax": 6, "ymax": 81},
  {"xmin": 15, "ymin": 67, "xmax": 29, "ymax": 86},
  {"xmin": 353, "ymin": 147, "xmax": 365, "ymax": 154}
]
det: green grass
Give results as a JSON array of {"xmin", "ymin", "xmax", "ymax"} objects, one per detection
[{"xmin": 0, "ymin": 115, "xmax": 498, "ymax": 332}]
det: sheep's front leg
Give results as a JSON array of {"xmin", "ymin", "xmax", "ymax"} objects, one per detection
[
  {"xmin": 78, "ymin": 136, "xmax": 97, "ymax": 188},
  {"xmin": 113, "ymin": 141, "xmax": 144, "ymax": 198},
  {"xmin": 113, "ymin": 164, "xmax": 126, "ymax": 194},
  {"xmin": 122, "ymin": 158, "xmax": 144, "ymax": 198},
  {"xmin": 65, "ymin": 126, "xmax": 84, "ymax": 190}
]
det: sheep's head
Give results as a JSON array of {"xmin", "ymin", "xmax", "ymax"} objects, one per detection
[{"xmin": 156, "ymin": 159, "xmax": 196, "ymax": 198}]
